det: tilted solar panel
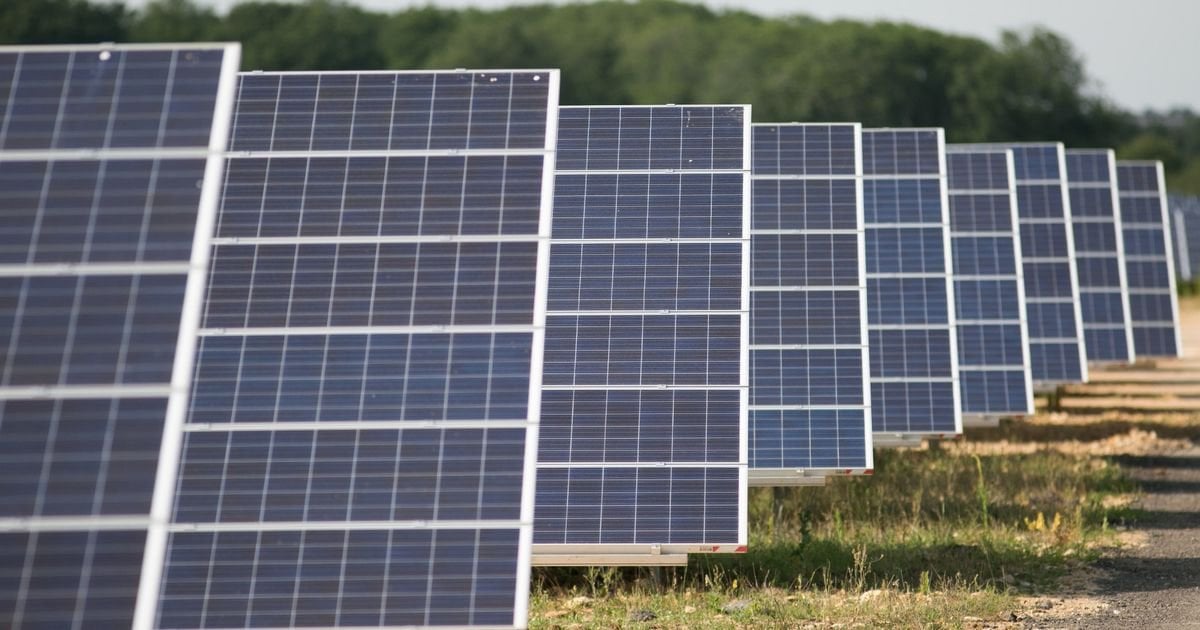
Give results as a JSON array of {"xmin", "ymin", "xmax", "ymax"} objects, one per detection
[
  {"xmin": 534, "ymin": 105, "xmax": 749, "ymax": 564},
  {"xmin": 144, "ymin": 70, "xmax": 560, "ymax": 628},
  {"xmin": 945, "ymin": 147, "xmax": 1034, "ymax": 423},
  {"xmin": 748, "ymin": 123, "xmax": 871, "ymax": 485},
  {"xmin": 861, "ymin": 128, "xmax": 961, "ymax": 443},
  {"xmin": 0, "ymin": 43, "xmax": 240, "ymax": 630},
  {"xmin": 1065, "ymin": 149, "xmax": 1135, "ymax": 363},
  {"xmin": 1169, "ymin": 195, "xmax": 1200, "ymax": 282},
  {"xmin": 1116, "ymin": 161, "xmax": 1183, "ymax": 357},
  {"xmin": 962, "ymin": 143, "xmax": 1088, "ymax": 385}
]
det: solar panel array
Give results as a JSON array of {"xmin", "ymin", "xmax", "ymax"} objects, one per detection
[
  {"xmin": 146, "ymin": 69, "xmax": 560, "ymax": 628},
  {"xmin": 861, "ymin": 128, "xmax": 961, "ymax": 439},
  {"xmin": 978, "ymin": 143, "xmax": 1089, "ymax": 385},
  {"xmin": 1065, "ymin": 149, "xmax": 1135, "ymax": 363},
  {"xmin": 748, "ymin": 123, "xmax": 871, "ymax": 483},
  {"xmin": 534, "ymin": 105, "xmax": 749, "ymax": 562},
  {"xmin": 945, "ymin": 147, "xmax": 1033, "ymax": 420},
  {"xmin": 0, "ymin": 43, "xmax": 239, "ymax": 630},
  {"xmin": 1116, "ymin": 161, "xmax": 1183, "ymax": 357}
]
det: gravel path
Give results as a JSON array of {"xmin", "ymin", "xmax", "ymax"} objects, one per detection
[{"xmin": 1043, "ymin": 301, "xmax": 1200, "ymax": 629}]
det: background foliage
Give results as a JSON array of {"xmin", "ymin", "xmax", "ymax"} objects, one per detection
[{"xmin": 4, "ymin": 0, "xmax": 1199, "ymax": 192}]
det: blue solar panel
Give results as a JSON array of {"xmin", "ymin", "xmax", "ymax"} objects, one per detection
[
  {"xmin": 748, "ymin": 123, "xmax": 871, "ymax": 482},
  {"xmin": 966, "ymin": 143, "xmax": 1088, "ymax": 384},
  {"xmin": 1065, "ymin": 149, "xmax": 1134, "ymax": 363},
  {"xmin": 0, "ymin": 43, "xmax": 239, "ymax": 630},
  {"xmin": 1116, "ymin": 161, "xmax": 1183, "ymax": 357},
  {"xmin": 862, "ymin": 129, "xmax": 960, "ymax": 438},
  {"xmin": 149, "ymin": 70, "xmax": 559, "ymax": 629},
  {"xmin": 535, "ymin": 105, "xmax": 749, "ymax": 560},
  {"xmin": 945, "ymin": 147, "xmax": 1033, "ymax": 420}
]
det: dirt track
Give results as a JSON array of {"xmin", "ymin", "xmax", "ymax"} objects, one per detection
[{"xmin": 1041, "ymin": 302, "xmax": 1200, "ymax": 629}]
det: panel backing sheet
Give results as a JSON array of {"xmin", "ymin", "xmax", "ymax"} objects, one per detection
[
  {"xmin": 0, "ymin": 43, "xmax": 240, "ymax": 630},
  {"xmin": 1116, "ymin": 161, "xmax": 1183, "ymax": 357},
  {"xmin": 146, "ymin": 69, "xmax": 560, "ymax": 629},
  {"xmin": 862, "ymin": 128, "xmax": 961, "ymax": 441},
  {"xmin": 534, "ymin": 105, "xmax": 750, "ymax": 563},
  {"xmin": 748, "ymin": 123, "xmax": 871, "ymax": 484},
  {"xmin": 945, "ymin": 147, "xmax": 1033, "ymax": 422},
  {"xmin": 1065, "ymin": 149, "xmax": 1134, "ymax": 363}
]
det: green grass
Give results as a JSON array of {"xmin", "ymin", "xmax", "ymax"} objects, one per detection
[{"xmin": 531, "ymin": 441, "xmax": 1138, "ymax": 627}]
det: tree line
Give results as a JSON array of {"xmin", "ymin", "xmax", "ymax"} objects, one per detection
[{"xmin": 4, "ymin": 0, "xmax": 1198, "ymax": 193}]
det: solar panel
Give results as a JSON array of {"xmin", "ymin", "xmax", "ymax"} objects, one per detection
[
  {"xmin": 747, "ymin": 123, "xmax": 871, "ymax": 484},
  {"xmin": 0, "ymin": 43, "xmax": 240, "ymax": 630},
  {"xmin": 1116, "ymin": 161, "xmax": 1183, "ymax": 357},
  {"xmin": 945, "ymin": 147, "xmax": 1034, "ymax": 423},
  {"xmin": 861, "ymin": 128, "xmax": 961, "ymax": 443},
  {"xmin": 1169, "ymin": 195, "xmax": 1200, "ymax": 282},
  {"xmin": 534, "ymin": 105, "xmax": 749, "ymax": 564},
  {"xmin": 1065, "ymin": 149, "xmax": 1135, "ymax": 363},
  {"xmin": 143, "ymin": 70, "xmax": 560, "ymax": 628},
  {"xmin": 962, "ymin": 143, "xmax": 1089, "ymax": 385}
]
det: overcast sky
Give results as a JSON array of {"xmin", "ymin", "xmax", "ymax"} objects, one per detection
[{"xmin": 119, "ymin": 0, "xmax": 1197, "ymax": 111}]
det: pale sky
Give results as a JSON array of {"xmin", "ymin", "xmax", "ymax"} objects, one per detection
[{"xmin": 117, "ymin": 0, "xmax": 1198, "ymax": 111}]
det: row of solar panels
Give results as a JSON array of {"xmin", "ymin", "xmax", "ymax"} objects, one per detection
[{"xmin": 0, "ymin": 43, "xmax": 1183, "ymax": 629}]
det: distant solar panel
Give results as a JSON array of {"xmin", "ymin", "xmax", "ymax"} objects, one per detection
[
  {"xmin": 145, "ymin": 70, "xmax": 560, "ymax": 628},
  {"xmin": 1065, "ymin": 149, "xmax": 1135, "ymax": 363},
  {"xmin": 1170, "ymin": 195, "xmax": 1200, "ymax": 282},
  {"xmin": 945, "ymin": 147, "xmax": 1034, "ymax": 422},
  {"xmin": 963, "ymin": 143, "xmax": 1089, "ymax": 385},
  {"xmin": 0, "ymin": 43, "xmax": 240, "ymax": 630},
  {"xmin": 535, "ymin": 105, "xmax": 749, "ymax": 564},
  {"xmin": 861, "ymin": 128, "xmax": 960, "ymax": 442},
  {"xmin": 1116, "ymin": 161, "xmax": 1183, "ymax": 357},
  {"xmin": 747, "ymin": 123, "xmax": 871, "ymax": 484}
]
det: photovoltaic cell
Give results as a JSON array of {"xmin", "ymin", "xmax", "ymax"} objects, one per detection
[
  {"xmin": 535, "ymin": 105, "xmax": 749, "ymax": 561},
  {"xmin": 945, "ymin": 147, "xmax": 1033, "ymax": 420},
  {"xmin": 1116, "ymin": 161, "xmax": 1183, "ymax": 357},
  {"xmin": 1065, "ymin": 149, "xmax": 1134, "ymax": 363},
  {"xmin": 149, "ymin": 70, "xmax": 559, "ymax": 629},
  {"xmin": 862, "ymin": 129, "xmax": 960, "ymax": 438},
  {"xmin": 964, "ymin": 143, "xmax": 1088, "ymax": 384},
  {"xmin": 748, "ymin": 123, "xmax": 871, "ymax": 483},
  {"xmin": 0, "ymin": 43, "xmax": 239, "ymax": 630}
]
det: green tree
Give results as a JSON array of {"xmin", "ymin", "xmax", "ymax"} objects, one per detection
[
  {"xmin": 129, "ymin": 0, "xmax": 220, "ymax": 43},
  {"xmin": 0, "ymin": 0, "xmax": 127, "ymax": 44}
]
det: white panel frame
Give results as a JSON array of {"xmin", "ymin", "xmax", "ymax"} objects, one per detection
[
  {"xmin": 1064, "ymin": 148, "xmax": 1136, "ymax": 365},
  {"xmin": 864, "ymin": 128, "xmax": 963, "ymax": 444},
  {"xmin": 132, "ymin": 67, "xmax": 561, "ymax": 630},
  {"xmin": 1117, "ymin": 160, "xmax": 1185, "ymax": 358},
  {"xmin": 944, "ymin": 146, "xmax": 1036, "ymax": 422},
  {"xmin": 745, "ymin": 122, "xmax": 875, "ymax": 485},
  {"xmin": 532, "ymin": 104, "xmax": 752, "ymax": 565}
]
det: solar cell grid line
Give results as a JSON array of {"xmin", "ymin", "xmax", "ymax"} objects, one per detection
[
  {"xmin": 1065, "ymin": 149, "xmax": 1136, "ymax": 364},
  {"xmin": 0, "ymin": 42, "xmax": 241, "ymax": 630},
  {"xmin": 1116, "ymin": 160, "xmax": 1183, "ymax": 357},
  {"xmin": 944, "ymin": 146, "xmax": 1034, "ymax": 426},
  {"xmin": 147, "ymin": 69, "xmax": 561, "ymax": 630},
  {"xmin": 861, "ymin": 128, "xmax": 962, "ymax": 446},
  {"xmin": 534, "ymin": 104, "xmax": 750, "ymax": 566},
  {"xmin": 958, "ymin": 142, "xmax": 1089, "ymax": 387},
  {"xmin": 747, "ymin": 122, "xmax": 872, "ymax": 486}
]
